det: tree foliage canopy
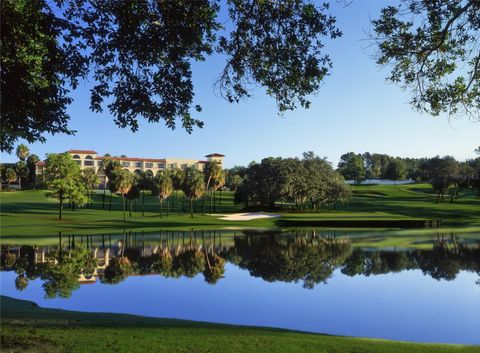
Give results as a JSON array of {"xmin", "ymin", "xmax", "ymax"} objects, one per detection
[
  {"xmin": 1, "ymin": 0, "xmax": 341, "ymax": 152},
  {"xmin": 372, "ymin": 0, "xmax": 480, "ymax": 119}
]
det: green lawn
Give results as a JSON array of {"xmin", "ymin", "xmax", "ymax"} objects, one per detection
[
  {"xmin": 0, "ymin": 184, "xmax": 478, "ymax": 239},
  {"xmin": 1, "ymin": 296, "xmax": 478, "ymax": 353}
]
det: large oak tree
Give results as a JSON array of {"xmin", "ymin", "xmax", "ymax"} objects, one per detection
[{"xmin": 1, "ymin": 0, "xmax": 340, "ymax": 152}]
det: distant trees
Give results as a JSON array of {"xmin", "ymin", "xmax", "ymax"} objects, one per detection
[
  {"xmin": 384, "ymin": 159, "xmax": 406, "ymax": 184},
  {"xmin": 338, "ymin": 153, "xmax": 365, "ymax": 184},
  {"xmin": 44, "ymin": 153, "xmax": 86, "ymax": 220},
  {"xmin": 225, "ymin": 166, "xmax": 246, "ymax": 191},
  {"xmin": 235, "ymin": 152, "xmax": 350, "ymax": 210}
]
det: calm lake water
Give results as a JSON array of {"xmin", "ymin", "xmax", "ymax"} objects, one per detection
[{"xmin": 1, "ymin": 230, "xmax": 479, "ymax": 344}]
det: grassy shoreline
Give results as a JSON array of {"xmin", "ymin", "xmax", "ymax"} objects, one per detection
[
  {"xmin": 1, "ymin": 184, "xmax": 478, "ymax": 239},
  {"xmin": 1, "ymin": 295, "xmax": 478, "ymax": 353}
]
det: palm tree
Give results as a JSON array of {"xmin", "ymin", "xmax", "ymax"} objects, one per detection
[
  {"xmin": 154, "ymin": 171, "xmax": 173, "ymax": 218},
  {"xmin": 5, "ymin": 168, "xmax": 16, "ymax": 188},
  {"xmin": 213, "ymin": 169, "xmax": 226, "ymax": 212},
  {"xmin": 81, "ymin": 168, "xmax": 99, "ymax": 208},
  {"xmin": 109, "ymin": 169, "xmax": 133, "ymax": 222},
  {"xmin": 15, "ymin": 144, "xmax": 29, "ymax": 161},
  {"xmin": 140, "ymin": 170, "xmax": 154, "ymax": 216},
  {"xmin": 125, "ymin": 182, "xmax": 140, "ymax": 218},
  {"xmin": 204, "ymin": 161, "xmax": 222, "ymax": 214},
  {"xmin": 181, "ymin": 167, "xmax": 205, "ymax": 218},
  {"xmin": 170, "ymin": 168, "xmax": 184, "ymax": 215},
  {"xmin": 15, "ymin": 161, "xmax": 27, "ymax": 190}
]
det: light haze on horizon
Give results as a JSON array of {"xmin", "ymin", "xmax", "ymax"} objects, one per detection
[{"xmin": 1, "ymin": 2, "xmax": 479, "ymax": 168}]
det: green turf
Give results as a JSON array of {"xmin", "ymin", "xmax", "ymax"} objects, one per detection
[
  {"xmin": 0, "ymin": 184, "xmax": 478, "ymax": 239},
  {"xmin": 1, "ymin": 296, "xmax": 478, "ymax": 353}
]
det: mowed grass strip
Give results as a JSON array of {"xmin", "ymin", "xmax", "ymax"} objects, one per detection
[
  {"xmin": 1, "ymin": 296, "xmax": 479, "ymax": 353},
  {"xmin": 0, "ymin": 184, "xmax": 478, "ymax": 238}
]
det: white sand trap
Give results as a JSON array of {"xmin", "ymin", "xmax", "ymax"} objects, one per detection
[{"xmin": 216, "ymin": 212, "xmax": 281, "ymax": 221}]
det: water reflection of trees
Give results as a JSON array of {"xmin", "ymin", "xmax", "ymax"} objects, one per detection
[
  {"xmin": 341, "ymin": 237, "xmax": 480, "ymax": 281},
  {"xmin": 1, "ymin": 232, "xmax": 479, "ymax": 298},
  {"xmin": 229, "ymin": 231, "xmax": 352, "ymax": 288}
]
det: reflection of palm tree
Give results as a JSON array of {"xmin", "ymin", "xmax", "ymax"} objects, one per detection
[{"xmin": 203, "ymin": 248, "xmax": 225, "ymax": 284}]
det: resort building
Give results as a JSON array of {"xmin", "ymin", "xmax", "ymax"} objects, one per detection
[{"xmin": 35, "ymin": 149, "xmax": 225, "ymax": 186}]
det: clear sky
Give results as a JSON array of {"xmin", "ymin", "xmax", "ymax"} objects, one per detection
[{"xmin": 1, "ymin": 1, "xmax": 479, "ymax": 168}]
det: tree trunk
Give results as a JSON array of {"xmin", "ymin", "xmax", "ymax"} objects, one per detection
[
  {"xmin": 166, "ymin": 198, "xmax": 169, "ymax": 217},
  {"xmin": 450, "ymin": 189, "xmax": 458, "ymax": 203},
  {"xmin": 219, "ymin": 190, "xmax": 223, "ymax": 211},
  {"xmin": 176, "ymin": 191, "xmax": 180, "ymax": 215},
  {"xmin": 129, "ymin": 200, "xmax": 132, "ymax": 218},
  {"xmin": 210, "ymin": 190, "xmax": 214, "ymax": 214},
  {"xmin": 18, "ymin": 177, "xmax": 21, "ymax": 190},
  {"xmin": 109, "ymin": 192, "xmax": 112, "ymax": 211},
  {"xmin": 142, "ymin": 190, "xmax": 145, "ymax": 216},
  {"xmin": 190, "ymin": 198, "xmax": 194, "ymax": 218},
  {"xmin": 59, "ymin": 199, "xmax": 63, "ymax": 220},
  {"xmin": 102, "ymin": 180, "xmax": 106, "ymax": 209},
  {"xmin": 160, "ymin": 199, "xmax": 163, "ymax": 218},
  {"xmin": 122, "ymin": 195, "xmax": 126, "ymax": 222}
]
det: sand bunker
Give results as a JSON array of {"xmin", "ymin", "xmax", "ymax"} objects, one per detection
[{"xmin": 216, "ymin": 212, "xmax": 281, "ymax": 221}]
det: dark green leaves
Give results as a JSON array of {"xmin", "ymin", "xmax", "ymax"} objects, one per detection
[
  {"xmin": 372, "ymin": 0, "xmax": 480, "ymax": 119},
  {"xmin": 1, "ymin": 0, "xmax": 340, "ymax": 152},
  {"xmin": 218, "ymin": 1, "xmax": 341, "ymax": 112}
]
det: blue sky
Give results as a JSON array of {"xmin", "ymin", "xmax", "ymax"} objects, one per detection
[{"xmin": 1, "ymin": 1, "xmax": 479, "ymax": 168}]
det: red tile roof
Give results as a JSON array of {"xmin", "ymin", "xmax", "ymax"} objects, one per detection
[
  {"xmin": 205, "ymin": 153, "xmax": 225, "ymax": 157},
  {"xmin": 35, "ymin": 161, "xmax": 45, "ymax": 166},
  {"xmin": 68, "ymin": 149, "xmax": 98, "ymax": 154},
  {"xmin": 95, "ymin": 156, "xmax": 166, "ymax": 163}
]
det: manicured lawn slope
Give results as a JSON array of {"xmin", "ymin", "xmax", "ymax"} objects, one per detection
[
  {"xmin": 0, "ymin": 184, "xmax": 478, "ymax": 239},
  {"xmin": 1, "ymin": 296, "xmax": 478, "ymax": 353}
]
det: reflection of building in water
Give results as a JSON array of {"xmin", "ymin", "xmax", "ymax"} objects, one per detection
[
  {"xmin": 32, "ymin": 246, "xmax": 111, "ymax": 284},
  {"xmin": 24, "ymin": 234, "xmax": 231, "ymax": 284},
  {"xmin": 3, "ymin": 231, "xmax": 477, "ymax": 293}
]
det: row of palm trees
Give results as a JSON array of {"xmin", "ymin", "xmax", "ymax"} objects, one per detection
[{"xmin": 100, "ymin": 158, "xmax": 226, "ymax": 221}]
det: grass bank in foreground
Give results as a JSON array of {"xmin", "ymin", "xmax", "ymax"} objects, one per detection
[
  {"xmin": 1, "ymin": 296, "xmax": 478, "ymax": 353},
  {"xmin": 0, "ymin": 184, "xmax": 478, "ymax": 239}
]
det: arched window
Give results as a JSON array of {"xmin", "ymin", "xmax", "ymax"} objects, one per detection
[
  {"xmin": 72, "ymin": 155, "xmax": 81, "ymax": 165},
  {"xmin": 84, "ymin": 155, "xmax": 94, "ymax": 166}
]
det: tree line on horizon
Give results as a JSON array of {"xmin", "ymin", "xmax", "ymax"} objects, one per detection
[
  {"xmin": 1, "ymin": 145, "xmax": 479, "ymax": 219},
  {"xmin": 334, "ymin": 149, "xmax": 480, "ymax": 202}
]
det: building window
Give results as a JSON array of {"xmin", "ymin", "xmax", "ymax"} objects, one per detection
[
  {"xmin": 135, "ymin": 162, "xmax": 142, "ymax": 167},
  {"xmin": 157, "ymin": 163, "xmax": 165, "ymax": 169},
  {"xmin": 84, "ymin": 160, "xmax": 94, "ymax": 166},
  {"xmin": 145, "ymin": 162, "xmax": 153, "ymax": 168},
  {"xmin": 168, "ymin": 163, "xmax": 177, "ymax": 169},
  {"xmin": 181, "ymin": 163, "xmax": 188, "ymax": 170},
  {"xmin": 122, "ymin": 162, "xmax": 130, "ymax": 167}
]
